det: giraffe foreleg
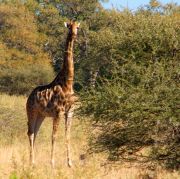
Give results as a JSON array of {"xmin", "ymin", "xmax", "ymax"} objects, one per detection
[
  {"xmin": 65, "ymin": 107, "xmax": 74, "ymax": 167},
  {"xmin": 51, "ymin": 117, "xmax": 60, "ymax": 168}
]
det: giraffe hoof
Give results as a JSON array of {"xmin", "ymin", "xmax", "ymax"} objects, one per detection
[
  {"xmin": 51, "ymin": 160, "xmax": 55, "ymax": 169},
  {"xmin": 68, "ymin": 160, "xmax": 72, "ymax": 168},
  {"xmin": 30, "ymin": 160, "xmax": 35, "ymax": 167}
]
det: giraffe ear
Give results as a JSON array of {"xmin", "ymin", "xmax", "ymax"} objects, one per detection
[{"xmin": 64, "ymin": 22, "xmax": 68, "ymax": 28}]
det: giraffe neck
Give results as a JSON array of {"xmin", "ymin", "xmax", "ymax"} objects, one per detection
[
  {"xmin": 62, "ymin": 32, "xmax": 74, "ymax": 83},
  {"xmin": 51, "ymin": 32, "xmax": 75, "ymax": 93}
]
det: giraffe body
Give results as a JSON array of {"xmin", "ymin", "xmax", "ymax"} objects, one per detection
[{"xmin": 27, "ymin": 85, "xmax": 73, "ymax": 119}]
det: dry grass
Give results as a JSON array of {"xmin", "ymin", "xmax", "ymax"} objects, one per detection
[{"xmin": 0, "ymin": 93, "xmax": 179, "ymax": 179}]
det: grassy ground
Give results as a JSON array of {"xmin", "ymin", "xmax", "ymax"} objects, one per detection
[{"xmin": 0, "ymin": 93, "xmax": 179, "ymax": 179}]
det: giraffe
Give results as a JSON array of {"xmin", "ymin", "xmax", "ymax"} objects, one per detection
[{"xmin": 26, "ymin": 21, "xmax": 80, "ymax": 168}]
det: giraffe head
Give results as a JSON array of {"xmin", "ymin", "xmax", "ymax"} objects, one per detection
[{"xmin": 64, "ymin": 20, "xmax": 80, "ymax": 38}]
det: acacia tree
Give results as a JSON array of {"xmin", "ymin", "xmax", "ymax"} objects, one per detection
[{"xmin": 79, "ymin": 3, "xmax": 180, "ymax": 169}]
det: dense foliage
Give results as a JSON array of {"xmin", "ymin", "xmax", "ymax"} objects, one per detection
[
  {"xmin": 0, "ymin": 2, "xmax": 54, "ymax": 94},
  {"xmin": 0, "ymin": 0, "xmax": 179, "ymax": 169},
  {"xmin": 78, "ymin": 2, "xmax": 180, "ymax": 169}
]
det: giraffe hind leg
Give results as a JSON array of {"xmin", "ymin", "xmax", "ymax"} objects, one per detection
[
  {"xmin": 33, "ymin": 115, "xmax": 45, "ymax": 142},
  {"xmin": 27, "ymin": 116, "xmax": 37, "ymax": 165},
  {"xmin": 27, "ymin": 113, "xmax": 44, "ymax": 165}
]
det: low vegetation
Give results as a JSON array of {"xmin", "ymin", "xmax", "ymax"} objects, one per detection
[{"xmin": 0, "ymin": 93, "xmax": 179, "ymax": 178}]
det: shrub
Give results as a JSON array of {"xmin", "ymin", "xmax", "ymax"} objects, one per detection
[
  {"xmin": 80, "ymin": 60, "xmax": 179, "ymax": 169},
  {"xmin": 0, "ymin": 63, "xmax": 54, "ymax": 95}
]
